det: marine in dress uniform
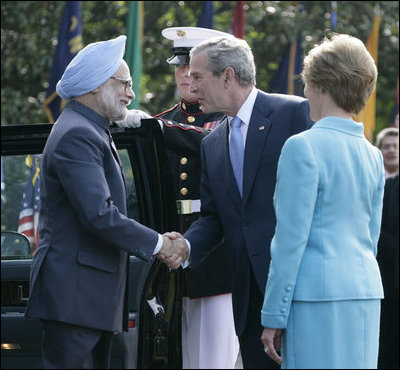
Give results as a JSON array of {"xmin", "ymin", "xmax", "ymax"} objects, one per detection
[{"xmin": 155, "ymin": 27, "xmax": 240, "ymax": 369}]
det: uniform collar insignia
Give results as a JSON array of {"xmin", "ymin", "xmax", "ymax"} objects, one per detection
[{"xmin": 180, "ymin": 99, "xmax": 202, "ymax": 114}]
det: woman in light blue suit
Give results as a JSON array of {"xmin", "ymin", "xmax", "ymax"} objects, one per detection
[{"xmin": 260, "ymin": 33, "xmax": 385, "ymax": 369}]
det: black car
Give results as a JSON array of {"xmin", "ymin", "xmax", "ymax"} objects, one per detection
[{"xmin": 1, "ymin": 120, "xmax": 182, "ymax": 369}]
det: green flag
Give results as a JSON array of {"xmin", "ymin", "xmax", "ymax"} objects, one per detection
[{"xmin": 125, "ymin": 1, "xmax": 143, "ymax": 109}]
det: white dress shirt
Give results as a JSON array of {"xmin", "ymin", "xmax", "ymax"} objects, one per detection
[{"xmin": 228, "ymin": 86, "xmax": 258, "ymax": 146}]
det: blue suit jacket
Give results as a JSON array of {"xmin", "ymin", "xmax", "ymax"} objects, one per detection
[
  {"xmin": 185, "ymin": 90, "xmax": 313, "ymax": 335},
  {"xmin": 25, "ymin": 101, "xmax": 159, "ymax": 332},
  {"xmin": 261, "ymin": 117, "xmax": 385, "ymax": 329}
]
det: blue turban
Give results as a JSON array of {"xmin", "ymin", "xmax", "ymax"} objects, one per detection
[{"xmin": 56, "ymin": 35, "xmax": 127, "ymax": 100}]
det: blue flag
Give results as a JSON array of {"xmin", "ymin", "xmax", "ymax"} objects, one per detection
[
  {"xmin": 269, "ymin": 2, "xmax": 304, "ymax": 96},
  {"xmin": 197, "ymin": 1, "xmax": 214, "ymax": 29},
  {"xmin": 269, "ymin": 31, "xmax": 303, "ymax": 96},
  {"xmin": 331, "ymin": 1, "xmax": 337, "ymax": 31},
  {"xmin": 43, "ymin": 1, "xmax": 83, "ymax": 123},
  {"xmin": 391, "ymin": 77, "xmax": 399, "ymax": 126}
]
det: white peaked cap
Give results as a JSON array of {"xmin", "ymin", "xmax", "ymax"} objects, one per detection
[{"xmin": 162, "ymin": 27, "xmax": 231, "ymax": 48}]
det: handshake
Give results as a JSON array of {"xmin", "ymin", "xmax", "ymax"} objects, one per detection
[{"xmin": 157, "ymin": 232, "xmax": 189, "ymax": 270}]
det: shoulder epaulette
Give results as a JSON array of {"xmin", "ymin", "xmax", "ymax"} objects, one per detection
[
  {"xmin": 154, "ymin": 103, "xmax": 180, "ymax": 118},
  {"xmin": 162, "ymin": 119, "xmax": 205, "ymax": 133}
]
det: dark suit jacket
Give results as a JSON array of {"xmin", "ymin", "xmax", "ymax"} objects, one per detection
[
  {"xmin": 155, "ymin": 100, "xmax": 232, "ymax": 298},
  {"xmin": 377, "ymin": 174, "xmax": 399, "ymax": 299},
  {"xmin": 185, "ymin": 90, "xmax": 313, "ymax": 335},
  {"xmin": 25, "ymin": 101, "xmax": 159, "ymax": 333},
  {"xmin": 377, "ymin": 174, "xmax": 399, "ymax": 369}
]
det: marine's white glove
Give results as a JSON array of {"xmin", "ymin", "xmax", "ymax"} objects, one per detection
[{"xmin": 114, "ymin": 109, "xmax": 152, "ymax": 128}]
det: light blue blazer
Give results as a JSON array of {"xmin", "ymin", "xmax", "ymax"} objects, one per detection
[{"xmin": 261, "ymin": 117, "xmax": 385, "ymax": 329}]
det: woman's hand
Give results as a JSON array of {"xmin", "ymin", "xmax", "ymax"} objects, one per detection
[{"xmin": 261, "ymin": 327, "xmax": 283, "ymax": 365}]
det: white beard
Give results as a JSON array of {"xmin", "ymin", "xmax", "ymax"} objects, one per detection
[{"xmin": 98, "ymin": 84, "xmax": 127, "ymax": 122}]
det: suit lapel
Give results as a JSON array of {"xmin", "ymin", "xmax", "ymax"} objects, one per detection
[
  {"xmin": 242, "ymin": 94, "xmax": 272, "ymax": 204},
  {"xmin": 107, "ymin": 130, "xmax": 126, "ymax": 188}
]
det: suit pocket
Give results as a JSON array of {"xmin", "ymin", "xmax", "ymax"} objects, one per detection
[{"xmin": 77, "ymin": 250, "xmax": 118, "ymax": 273}]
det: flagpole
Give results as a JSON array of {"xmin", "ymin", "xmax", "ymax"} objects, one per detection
[{"xmin": 125, "ymin": 1, "xmax": 143, "ymax": 109}]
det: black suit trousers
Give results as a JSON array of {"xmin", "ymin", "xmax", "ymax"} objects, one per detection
[
  {"xmin": 238, "ymin": 272, "xmax": 280, "ymax": 369},
  {"xmin": 378, "ymin": 297, "xmax": 399, "ymax": 369},
  {"xmin": 41, "ymin": 320, "xmax": 113, "ymax": 369}
]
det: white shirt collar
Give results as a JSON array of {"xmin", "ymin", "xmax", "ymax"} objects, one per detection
[{"xmin": 228, "ymin": 86, "xmax": 258, "ymax": 127}]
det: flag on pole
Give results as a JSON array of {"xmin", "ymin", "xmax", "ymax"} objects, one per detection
[
  {"xmin": 1, "ymin": 157, "xmax": 5, "ymax": 208},
  {"xmin": 269, "ymin": 31, "xmax": 303, "ymax": 96},
  {"xmin": 197, "ymin": 1, "xmax": 214, "ymax": 29},
  {"xmin": 230, "ymin": 1, "xmax": 246, "ymax": 39},
  {"xmin": 125, "ymin": 1, "xmax": 144, "ymax": 109},
  {"xmin": 43, "ymin": 1, "xmax": 83, "ymax": 123},
  {"xmin": 269, "ymin": 2, "xmax": 304, "ymax": 96},
  {"xmin": 390, "ymin": 77, "xmax": 399, "ymax": 127},
  {"xmin": 354, "ymin": 11, "xmax": 381, "ymax": 141},
  {"xmin": 18, "ymin": 155, "xmax": 40, "ymax": 252},
  {"xmin": 330, "ymin": 1, "xmax": 337, "ymax": 31}
]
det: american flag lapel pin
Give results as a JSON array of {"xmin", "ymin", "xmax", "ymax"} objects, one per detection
[{"xmin": 259, "ymin": 126, "xmax": 265, "ymax": 131}]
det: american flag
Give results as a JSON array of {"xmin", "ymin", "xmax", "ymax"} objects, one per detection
[{"xmin": 18, "ymin": 155, "xmax": 40, "ymax": 252}]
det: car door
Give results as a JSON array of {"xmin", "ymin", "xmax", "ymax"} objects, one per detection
[{"xmin": 1, "ymin": 119, "xmax": 182, "ymax": 369}]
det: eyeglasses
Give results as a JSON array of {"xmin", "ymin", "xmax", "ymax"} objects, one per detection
[{"xmin": 110, "ymin": 76, "xmax": 133, "ymax": 91}]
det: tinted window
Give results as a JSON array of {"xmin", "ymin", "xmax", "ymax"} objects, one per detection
[{"xmin": 1, "ymin": 150, "xmax": 139, "ymax": 259}]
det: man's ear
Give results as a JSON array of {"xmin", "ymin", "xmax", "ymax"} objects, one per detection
[{"xmin": 224, "ymin": 67, "xmax": 235, "ymax": 85}]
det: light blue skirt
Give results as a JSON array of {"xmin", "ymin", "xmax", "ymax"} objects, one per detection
[{"xmin": 282, "ymin": 300, "xmax": 381, "ymax": 369}]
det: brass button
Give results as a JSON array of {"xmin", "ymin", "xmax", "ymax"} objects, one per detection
[
  {"xmin": 182, "ymin": 103, "xmax": 186, "ymax": 110},
  {"xmin": 180, "ymin": 187, "xmax": 188, "ymax": 196},
  {"xmin": 199, "ymin": 105, "xmax": 203, "ymax": 111},
  {"xmin": 180, "ymin": 172, "xmax": 188, "ymax": 180},
  {"xmin": 180, "ymin": 157, "xmax": 188, "ymax": 165},
  {"xmin": 188, "ymin": 116, "xmax": 195, "ymax": 123}
]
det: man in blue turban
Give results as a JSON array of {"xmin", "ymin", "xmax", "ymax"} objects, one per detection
[
  {"xmin": 56, "ymin": 35, "xmax": 126, "ymax": 101},
  {"xmin": 25, "ymin": 35, "xmax": 188, "ymax": 368}
]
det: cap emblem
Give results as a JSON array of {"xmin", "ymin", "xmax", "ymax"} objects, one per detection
[{"xmin": 176, "ymin": 30, "xmax": 186, "ymax": 37}]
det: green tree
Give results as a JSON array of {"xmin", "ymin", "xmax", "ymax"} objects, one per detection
[{"xmin": 1, "ymin": 1, "xmax": 398, "ymax": 140}]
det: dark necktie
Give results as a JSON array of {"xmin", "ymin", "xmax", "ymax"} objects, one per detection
[
  {"xmin": 229, "ymin": 116, "xmax": 244, "ymax": 196},
  {"xmin": 106, "ymin": 129, "xmax": 126, "ymax": 185},
  {"xmin": 106, "ymin": 129, "xmax": 121, "ymax": 165}
]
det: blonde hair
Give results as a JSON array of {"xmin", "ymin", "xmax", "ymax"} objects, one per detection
[{"xmin": 302, "ymin": 33, "xmax": 377, "ymax": 114}]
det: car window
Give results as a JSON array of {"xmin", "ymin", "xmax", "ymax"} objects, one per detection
[
  {"xmin": 1, "ymin": 149, "xmax": 139, "ymax": 259},
  {"xmin": 1, "ymin": 154, "xmax": 40, "ymax": 258}
]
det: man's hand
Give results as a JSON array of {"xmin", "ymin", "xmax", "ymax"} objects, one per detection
[
  {"xmin": 157, "ymin": 232, "xmax": 189, "ymax": 269},
  {"xmin": 114, "ymin": 109, "xmax": 152, "ymax": 128}
]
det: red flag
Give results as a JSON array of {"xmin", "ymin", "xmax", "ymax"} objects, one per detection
[{"xmin": 231, "ymin": 1, "xmax": 246, "ymax": 39}]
